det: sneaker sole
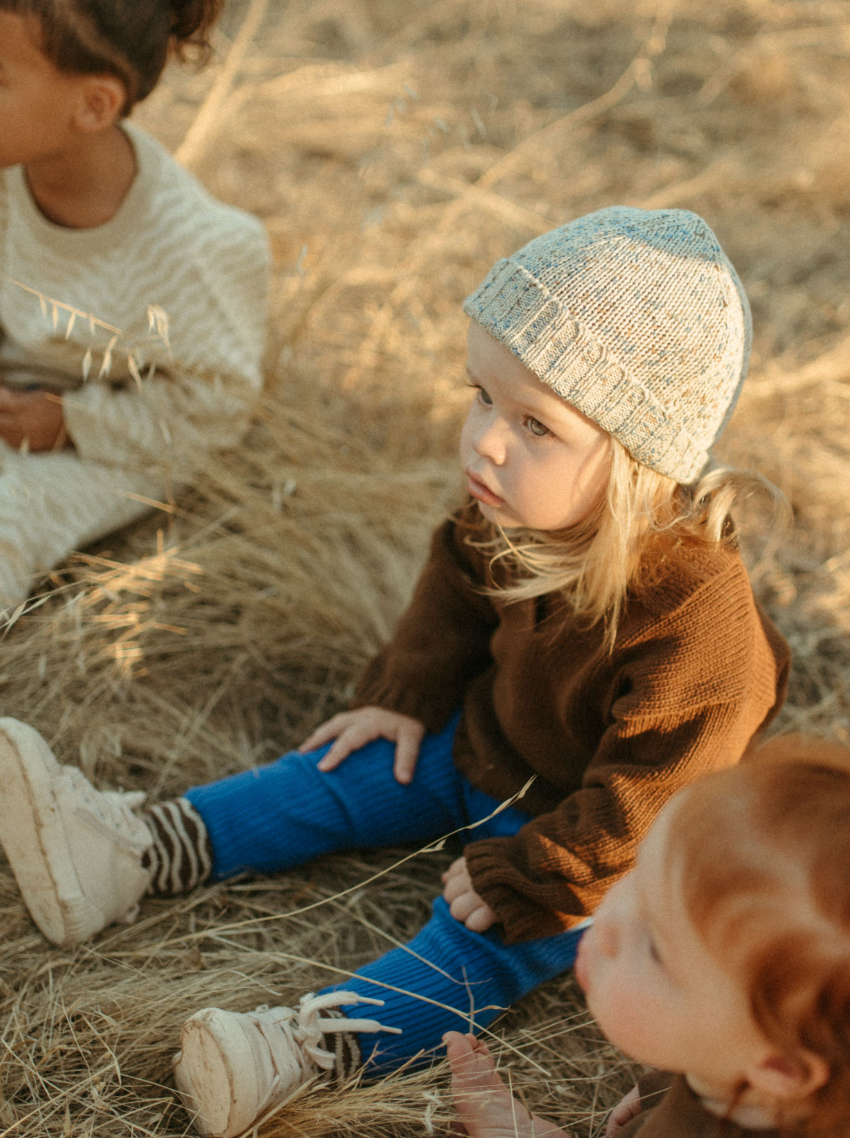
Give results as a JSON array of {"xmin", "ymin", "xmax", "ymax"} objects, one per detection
[
  {"xmin": 173, "ymin": 1009, "xmax": 263, "ymax": 1138},
  {"xmin": 0, "ymin": 718, "xmax": 105, "ymax": 947}
]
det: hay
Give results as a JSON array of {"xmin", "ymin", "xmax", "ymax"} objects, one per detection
[{"xmin": 1, "ymin": 0, "xmax": 849, "ymax": 1133}]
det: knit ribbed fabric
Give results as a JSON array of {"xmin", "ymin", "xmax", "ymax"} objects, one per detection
[
  {"xmin": 323, "ymin": 898, "xmax": 586, "ymax": 1073},
  {"xmin": 183, "ymin": 721, "xmax": 583, "ymax": 1074},
  {"xmin": 183, "ymin": 713, "xmax": 531, "ymax": 881},
  {"xmin": 463, "ymin": 206, "xmax": 751, "ymax": 483}
]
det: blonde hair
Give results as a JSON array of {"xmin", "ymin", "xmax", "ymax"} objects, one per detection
[{"xmin": 469, "ymin": 437, "xmax": 786, "ymax": 647}]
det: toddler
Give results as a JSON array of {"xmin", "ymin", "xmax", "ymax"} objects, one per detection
[
  {"xmin": 447, "ymin": 736, "xmax": 850, "ymax": 1138},
  {"xmin": 0, "ymin": 207, "xmax": 789, "ymax": 1137},
  {"xmin": 0, "ymin": 0, "xmax": 269, "ymax": 610}
]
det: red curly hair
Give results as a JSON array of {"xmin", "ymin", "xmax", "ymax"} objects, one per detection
[{"xmin": 668, "ymin": 736, "xmax": 850, "ymax": 1137}]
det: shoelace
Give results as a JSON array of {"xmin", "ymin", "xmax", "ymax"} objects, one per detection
[
  {"xmin": 63, "ymin": 768, "xmax": 151, "ymax": 853},
  {"xmin": 250, "ymin": 991, "xmax": 401, "ymax": 1108}
]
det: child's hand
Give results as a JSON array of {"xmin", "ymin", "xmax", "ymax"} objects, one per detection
[
  {"xmin": 300, "ymin": 706, "xmax": 425, "ymax": 784},
  {"xmin": 605, "ymin": 1086, "xmax": 642, "ymax": 1138},
  {"xmin": 444, "ymin": 1031, "xmax": 571, "ymax": 1138},
  {"xmin": 0, "ymin": 387, "xmax": 67, "ymax": 452},
  {"xmin": 442, "ymin": 856, "xmax": 499, "ymax": 931}
]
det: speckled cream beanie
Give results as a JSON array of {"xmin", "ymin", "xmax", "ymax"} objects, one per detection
[{"xmin": 463, "ymin": 206, "xmax": 751, "ymax": 484}]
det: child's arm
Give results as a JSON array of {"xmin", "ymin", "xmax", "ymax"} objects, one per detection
[
  {"xmin": 461, "ymin": 561, "xmax": 790, "ymax": 943},
  {"xmin": 445, "ymin": 1032, "xmax": 571, "ymax": 1138},
  {"xmin": 302, "ymin": 509, "xmax": 496, "ymax": 781},
  {"xmin": 300, "ymin": 506, "xmax": 498, "ymax": 781},
  {"xmin": 60, "ymin": 216, "xmax": 270, "ymax": 471},
  {"xmin": 351, "ymin": 507, "xmax": 498, "ymax": 726}
]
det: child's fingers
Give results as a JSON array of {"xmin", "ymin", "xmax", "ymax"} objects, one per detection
[
  {"xmin": 464, "ymin": 904, "xmax": 498, "ymax": 932},
  {"xmin": 448, "ymin": 889, "xmax": 481, "ymax": 923},
  {"xmin": 392, "ymin": 722, "xmax": 425, "ymax": 784},
  {"xmin": 443, "ymin": 872, "xmax": 467, "ymax": 904},
  {"xmin": 605, "ymin": 1087, "xmax": 641, "ymax": 1138},
  {"xmin": 445, "ymin": 1032, "xmax": 496, "ymax": 1082},
  {"xmin": 315, "ymin": 725, "xmax": 372, "ymax": 771},
  {"xmin": 442, "ymin": 855, "xmax": 467, "ymax": 885},
  {"xmin": 299, "ymin": 713, "xmax": 348, "ymax": 752}
]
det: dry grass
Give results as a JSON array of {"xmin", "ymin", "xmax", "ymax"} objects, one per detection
[{"xmin": 1, "ymin": 0, "xmax": 850, "ymax": 1134}]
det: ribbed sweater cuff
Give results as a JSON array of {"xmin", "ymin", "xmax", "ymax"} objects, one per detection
[{"xmin": 465, "ymin": 841, "xmax": 581, "ymax": 944}]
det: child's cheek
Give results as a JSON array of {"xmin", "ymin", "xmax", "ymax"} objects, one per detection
[{"xmin": 589, "ymin": 973, "xmax": 654, "ymax": 1064}]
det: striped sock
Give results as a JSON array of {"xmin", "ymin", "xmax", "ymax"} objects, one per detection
[
  {"xmin": 142, "ymin": 798, "xmax": 214, "ymax": 895},
  {"xmin": 323, "ymin": 1010, "xmax": 363, "ymax": 1080}
]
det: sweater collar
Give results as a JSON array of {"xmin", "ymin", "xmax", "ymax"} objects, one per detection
[{"xmin": 4, "ymin": 121, "xmax": 157, "ymax": 257}]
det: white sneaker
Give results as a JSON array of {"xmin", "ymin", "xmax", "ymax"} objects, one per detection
[
  {"xmin": 0, "ymin": 717, "xmax": 153, "ymax": 947},
  {"xmin": 173, "ymin": 991, "xmax": 402, "ymax": 1137}
]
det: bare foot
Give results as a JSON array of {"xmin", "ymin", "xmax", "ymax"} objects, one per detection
[{"xmin": 444, "ymin": 1032, "xmax": 570, "ymax": 1138}]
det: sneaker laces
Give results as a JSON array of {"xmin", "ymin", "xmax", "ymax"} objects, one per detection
[
  {"xmin": 62, "ymin": 768, "xmax": 151, "ymax": 854},
  {"xmin": 250, "ymin": 992, "xmax": 401, "ymax": 1108}
]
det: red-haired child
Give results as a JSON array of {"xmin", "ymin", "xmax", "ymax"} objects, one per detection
[{"xmin": 448, "ymin": 737, "xmax": 850, "ymax": 1138}]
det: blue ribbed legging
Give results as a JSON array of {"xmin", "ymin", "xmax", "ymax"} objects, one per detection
[{"xmin": 185, "ymin": 714, "xmax": 586, "ymax": 1071}]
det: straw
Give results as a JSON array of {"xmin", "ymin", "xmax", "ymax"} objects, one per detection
[{"xmin": 1, "ymin": 0, "xmax": 849, "ymax": 1133}]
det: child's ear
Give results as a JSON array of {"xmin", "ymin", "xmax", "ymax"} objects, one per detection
[
  {"xmin": 72, "ymin": 74, "xmax": 127, "ymax": 133},
  {"xmin": 747, "ymin": 1050, "xmax": 829, "ymax": 1103}
]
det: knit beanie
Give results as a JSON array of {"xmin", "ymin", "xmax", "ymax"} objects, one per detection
[{"xmin": 463, "ymin": 206, "xmax": 751, "ymax": 484}]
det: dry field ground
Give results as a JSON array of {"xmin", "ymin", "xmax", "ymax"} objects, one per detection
[{"xmin": 1, "ymin": 0, "xmax": 849, "ymax": 1135}]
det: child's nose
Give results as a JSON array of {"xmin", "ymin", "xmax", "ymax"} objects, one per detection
[{"xmin": 471, "ymin": 417, "xmax": 507, "ymax": 464}]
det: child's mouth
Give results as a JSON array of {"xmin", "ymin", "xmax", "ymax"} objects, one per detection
[{"xmin": 467, "ymin": 472, "xmax": 504, "ymax": 508}]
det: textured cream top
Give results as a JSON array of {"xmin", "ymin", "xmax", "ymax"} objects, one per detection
[{"xmin": 0, "ymin": 122, "xmax": 270, "ymax": 471}]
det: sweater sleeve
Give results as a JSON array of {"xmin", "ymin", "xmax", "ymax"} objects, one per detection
[
  {"xmin": 465, "ymin": 569, "xmax": 790, "ymax": 943},
  {"xmin": 352, "ymin": 509, "xmax": 499, "ymax": 732},
  {"xmin": 61, "ymin": 216, "xmax": 270, "ymax": 469}
]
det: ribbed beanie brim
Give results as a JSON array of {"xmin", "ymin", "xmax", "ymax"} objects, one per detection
[{"xmin": 463, "ymin": 207, "xmax": 752, "ymax": 484}]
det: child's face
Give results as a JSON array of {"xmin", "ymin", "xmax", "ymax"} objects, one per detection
[
  {"xmin": 0, "ymin": 12, "xmax": 90, "ymax": 169},
  {"xmin": 574, "ymin": 799, "xmax": 770, "ymax": 1091},
  {"xmin": 460, "ymin": 322, "xmax": 610, "ymax": 532}
]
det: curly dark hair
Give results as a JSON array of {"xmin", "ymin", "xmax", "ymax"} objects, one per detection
[{"xmin": 0, "ymin": 0, "xmax": 224, "ymax": 110}]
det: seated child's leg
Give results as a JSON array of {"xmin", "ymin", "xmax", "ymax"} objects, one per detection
[
  {"xmin": 319, "ymin": 896, "xmax": 587, "ymax": 1071},
  {"xmin": 0, "ymin": 448, "xmax": 166, "ymax": 609},
  {"xmin": 446, "ymin": 1032, "xmax": 569, "ymax": 1138},
  {"xmin": 0, "ymin": 712, "xmax": 466, "ymax": 947},
  {"xmin": 173, "ymin": 900, "xmax": 586, "ymax": 1137},
  {"xmin": 182, "ymin": 711, "xmax": 465, "ymax": 879}
]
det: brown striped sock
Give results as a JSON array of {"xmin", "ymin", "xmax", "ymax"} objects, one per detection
[
  {"xmin": 320, "ymin": 1009, "xmax": 363, "ymax": 1079},
  {"xmin": 141, "ymin": 798, "xmax": 214, "ymax": 895}
]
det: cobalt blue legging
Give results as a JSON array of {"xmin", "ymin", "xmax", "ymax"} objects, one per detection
[{"xmin": 184, "ymin": 714, "xmax": 586, "ymax": 1071}]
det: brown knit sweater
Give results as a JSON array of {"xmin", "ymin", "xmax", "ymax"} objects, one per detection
[{"xmin": 354, "ymin": 504, "xmax": 790, "ymax": 943}]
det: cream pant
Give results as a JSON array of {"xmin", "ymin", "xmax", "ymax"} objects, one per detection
[{"xmin": 0, "ymin": 445, "xmax": 169, "ymax": 609}]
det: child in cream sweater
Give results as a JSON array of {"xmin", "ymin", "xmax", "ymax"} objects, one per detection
[{"xmin": 0, "ymin": 0, "xmax": 269, "ymax": 610}]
